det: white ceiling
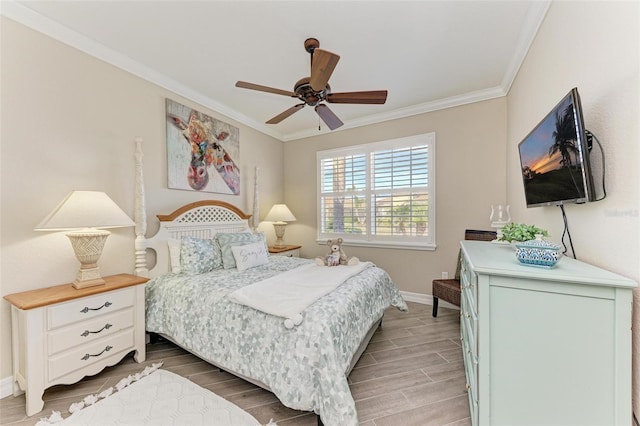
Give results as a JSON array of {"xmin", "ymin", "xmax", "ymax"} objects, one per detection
[{"xmin": 3, "ymin": 0, "xmax": 550, "ymax": 141}]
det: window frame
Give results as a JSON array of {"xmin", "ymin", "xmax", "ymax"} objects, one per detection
[{"xmin": 316, "ymin": 132, "xmax": 436, "ymax": 251}]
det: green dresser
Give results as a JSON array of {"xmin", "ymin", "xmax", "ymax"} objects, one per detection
[{"xmin": 460, "ymin": 240, "xmax": 636, "ymax": 426}]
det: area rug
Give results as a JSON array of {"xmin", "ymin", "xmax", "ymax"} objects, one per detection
[{"xmin": 37, "ymin": 363, "xmax": 272, "ymax": 426}]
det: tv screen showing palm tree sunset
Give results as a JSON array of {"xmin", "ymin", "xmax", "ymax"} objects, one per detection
[{"xmin": 518, "ymin": 92, "xmax": 588, "ymax": 206}]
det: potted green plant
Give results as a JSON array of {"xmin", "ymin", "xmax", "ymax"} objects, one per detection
[{"xmin": 498, "ymin": 222, "xmax": 548, "ymax": 243}]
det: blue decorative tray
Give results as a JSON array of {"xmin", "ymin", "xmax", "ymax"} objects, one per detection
[{"xmin": 515, "ymin": 235, "xmax": 561, "ymax": 268}]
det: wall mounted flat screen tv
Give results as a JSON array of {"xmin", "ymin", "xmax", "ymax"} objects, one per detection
[{"xmin": 518, "ymin": 88, "xmax": 596, "ymax": 207}]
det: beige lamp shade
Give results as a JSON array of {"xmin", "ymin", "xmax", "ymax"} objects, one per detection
[
  {"xmin": 264, "ymin": 204, "xmax": 296, "ymax": 247},
  {"xmin": 35, "ymin": 191, "xmax": 135, "ymax": 231},
  {"xmin": 264, "ymin": 204, "xmax": 296, "ymax": 223},
  {"xmin": 35, "ymin": 191, "xmax": 135, "ymax": 289}
]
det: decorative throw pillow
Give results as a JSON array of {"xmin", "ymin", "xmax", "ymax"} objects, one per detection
[
  {"xmin": 180, "ymin": 236, "xmax": 221, "ymax": 274},
  {"xmin": 216, "ymin": 232, "xmax": 267, "ymax": 269},
  {"xmin": 167, "ymin": 239, "xmax": 182, "ymax": 273},
  {"xmin": 209, "ymin": 238, "xmax": 224, "ymax": 270},
  {"xmin": 231, "ymin": 241, "xmax": 269, "ymax": 272}
]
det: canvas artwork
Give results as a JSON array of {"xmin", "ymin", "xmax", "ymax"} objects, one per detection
[{"xmin": 166, "ymin": 99, "xmax": 240, "ymax": 194}]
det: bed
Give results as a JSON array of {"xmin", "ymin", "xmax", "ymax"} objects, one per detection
[{"xmin": 132, "ymin": 142, "xmax": 408, "ymax": 425}]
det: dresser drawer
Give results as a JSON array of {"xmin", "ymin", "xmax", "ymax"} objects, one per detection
[
  {"xmin": 47, "ymin": 308, "xmax": 134, "ymax": 356},
  {"xmin": 462, "ymin": 286, "xmax": 478, "ymax": 340},
  {"xmin": 467, "ymin": 389, "xmax": 478, "ymax": 426},
  {"xmin": 461, "ymin": 328, "xmax": 478, "ymax": 404},
  {"xmin": 48, "ymin": 329, "xmax": 134, "ymax": 381},
  {"xmin": 47, "ymin": 288, "xmax": 135, "ymax": 329},
  {"xmin": 460, "ymin": 255, "xmax": 478, "ymax": 303},
  {"xmin": 461, "ymin": 296, "xmax": 477, "ymax": 357}
]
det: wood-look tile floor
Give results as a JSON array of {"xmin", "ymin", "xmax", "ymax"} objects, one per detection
[{"xmin": 0, "ymin": 302, "xmax": 470, "ymax": 426}]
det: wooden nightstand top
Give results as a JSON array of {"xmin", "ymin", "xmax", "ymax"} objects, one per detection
[
  {"xmin": 4, "ymin": 273, "xmax": 149, "ymax": 310},
  {"xmin": 268, "ymin": 245, "xmax": 301, "ymax": 254}
]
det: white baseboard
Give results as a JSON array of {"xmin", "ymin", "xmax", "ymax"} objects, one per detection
[
  {"xmin": 400, "ymin": 290, "xmax": 460, "ymax": 310},
  {"xmin": 0, "ymin": 376, "xmax": 15, "ymax": 400},
  {"xmin": 0, "ymin": 291, "xmax": 456, "ymax": 400}
]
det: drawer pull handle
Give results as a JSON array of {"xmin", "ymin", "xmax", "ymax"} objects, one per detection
[
  {"xmin": 80, "ymin": 301, "xmax": 112, "ymax": 314},
  {"xmin": 80, "ymin": 323, "xmax": 112, "ymax": 337},
  {"xmin": 81, "ymin": 345, "xmax": 113, "ymax": 361}
]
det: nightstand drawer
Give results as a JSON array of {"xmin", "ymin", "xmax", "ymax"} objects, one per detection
[
  {"xmin": 47, "ymin": 288, "xmax": 135, "ymax": 329},
  {"xmin": 268, "ymin": 245, "xmax": 301, "ymax": 257},
  {"xmin": 47, "ymin": 308, "xmax": 134, "ymax": 356},
  {"xmin": 48, "ymin": 328, "xmax": 134, "ymax": 381},
  {"xmin": 272, "ymin": 248, "xmax": 300, "ymax": 257}
]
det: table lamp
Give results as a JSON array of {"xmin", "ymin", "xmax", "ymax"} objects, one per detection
[
  {"xmin": 264, "ymin": 204, "xmax": 296, "ymax": 247},
  {"xmin": 35, "ymin": 191, "xmax": 135, "ymax": 289}
]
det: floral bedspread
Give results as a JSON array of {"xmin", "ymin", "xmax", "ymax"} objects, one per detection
[{"xmin": 145, "ymin": 256, "xmax": 407, "ymax": 426}]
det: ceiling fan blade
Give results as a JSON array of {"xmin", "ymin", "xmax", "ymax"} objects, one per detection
[
  {"xmin": 326, "ymin": 90, "xmax": 388, "ymax": 104},
  {"xmin": 309, "ymin": 49, "xmax": 340, "ymax": 92},
  {"xmin": 315, "ymin": 104, "xmax": 344, "ymax": 130},
  {"xmin": 236, "ymin": 81, "xmax": 296, "ymax": 97},
  {"xmin": 266, "ymin": 103, "xmax": 305, "ymax": 124}
]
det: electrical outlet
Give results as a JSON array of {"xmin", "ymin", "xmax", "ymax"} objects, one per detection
[{"xmin": 442, "ymin": 271, "xmax": 449, "ymax": 279}]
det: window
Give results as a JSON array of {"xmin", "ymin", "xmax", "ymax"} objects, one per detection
[{"xmin": 317, "ymin": 133, "xmax": 436, "ymax": 250}]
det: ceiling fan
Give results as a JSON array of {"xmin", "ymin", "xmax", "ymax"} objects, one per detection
[{"xmin": 235, "ymin": 38, "xmax": 388, "ymax": 131}]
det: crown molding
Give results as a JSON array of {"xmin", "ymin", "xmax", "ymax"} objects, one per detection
[
  {"xmin": 0, "ymin": 0, "xmax": 285, "ymax": 141},
  {"xmin": 2, "ymin": 0, "xmax": 547, "ymax": 143},
  {"xmin": 277, "ymin": 0, "xmax": 550, "ymax": 143},
  {"xmin": 283, "ymin": 86, "xmax": 507, "ymax": 142},
  {"xmin": 500, "ymin": 1, "xmax": 552, "ymax": 92}
]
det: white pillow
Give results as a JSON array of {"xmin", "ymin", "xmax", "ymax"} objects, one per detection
[
  {"xmin": 231, "ymin": 241, "xmax": 269, "ymax": 272},
  {"xmin": 167, "ymin": 239, "xmax": 182, "ymax": 273},
  {"xmin": 217, "ymin": 232, "xmax": 267, "ymax": 269}
]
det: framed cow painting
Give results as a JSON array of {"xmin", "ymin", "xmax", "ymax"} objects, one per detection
[{"xmin": 165, "ymin": 99, "xmax": 240, "ymax": 195}]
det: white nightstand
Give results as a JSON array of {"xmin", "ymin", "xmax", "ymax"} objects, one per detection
[
  {"xmin": 3, "ymin": 273, "xmax": 148, "ymax": 416},
  {"xmin": 268, "ymin": 244, "xmax": 301, "ymax": 257}
]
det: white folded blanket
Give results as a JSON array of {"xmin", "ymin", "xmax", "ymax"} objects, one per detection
[{"xmin": 230, "ymin": 261, "xmax": 373, "ymax": 328}]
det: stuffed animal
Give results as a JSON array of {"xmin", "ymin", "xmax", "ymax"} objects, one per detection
[{"xmin": 315, "ymin": 238, "xmax": 359, "ymax": 266}]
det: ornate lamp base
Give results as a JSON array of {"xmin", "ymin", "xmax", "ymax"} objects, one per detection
[
  {"xmin": 272, "ymin": 222, "xmax": 287, "ymax": 247},
  {"xmin": 66, "ymin": 229, "xmax": 110, "ymax": 289}
]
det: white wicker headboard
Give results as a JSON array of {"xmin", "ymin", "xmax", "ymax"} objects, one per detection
[
  {"xmin": 146, "ymin": 201, "xmax": 251, "ymax": 277},
  {"xmin": 133, "ymin": 139, "xmax": 254, "ymax": 278}
]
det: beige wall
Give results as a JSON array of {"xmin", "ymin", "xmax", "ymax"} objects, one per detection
[
  {"xmin": 0, "ymin": 18, "xmax": 284, "ymax": 381},
  {"xmin": 283, "ymin": 98, "xmax": 507, "ymax": 295},
  {"xmin": 506, "ymin": 1, "xmax": 639, "ymax": 416}
]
